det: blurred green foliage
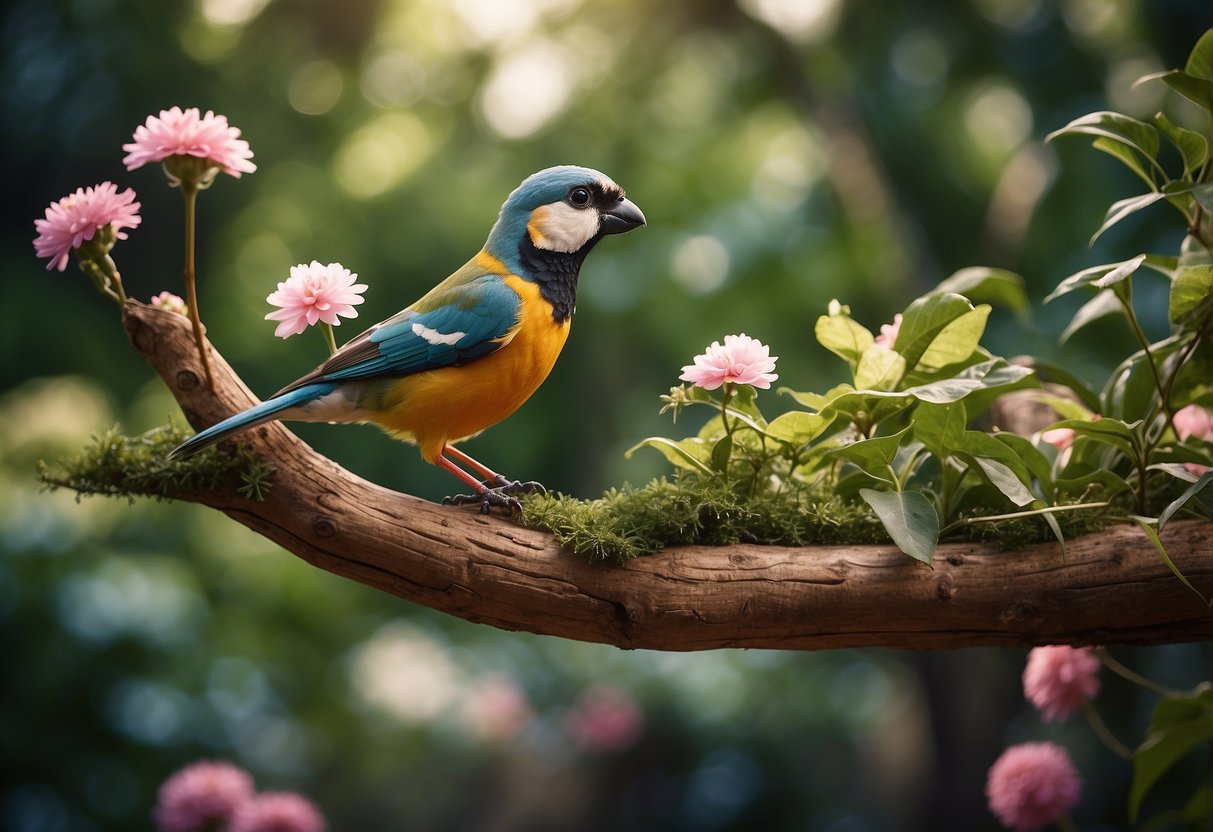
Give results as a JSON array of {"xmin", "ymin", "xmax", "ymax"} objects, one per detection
[{"xmin": 4, "ymin": 0, "xmax": 1213, "ymax": 830}]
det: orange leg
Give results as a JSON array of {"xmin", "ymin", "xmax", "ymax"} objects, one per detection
[
  {"xmin": 444, "ymin": 445, "xmax": 502, "ymax": 484},
  {"xmin": 434, "ymin": 444, "xmax": 546, "ymax": 514}
]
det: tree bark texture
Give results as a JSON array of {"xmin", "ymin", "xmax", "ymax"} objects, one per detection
[{"xmin": 124, "ymin": 301, "xmax": 1213, "ymax": 651}]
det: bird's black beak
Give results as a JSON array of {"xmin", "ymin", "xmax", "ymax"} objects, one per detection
[{"xmin": 600, "ymin": 197, "xmax": 646, "ymax": 235}]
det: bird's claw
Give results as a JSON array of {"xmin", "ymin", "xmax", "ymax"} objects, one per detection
[
  {"xmin": 443, "ymin": 479, "xmax": 545, "ymax": 515},
  {"xmin": 488, "ymin": 476, "xmax": 547, "ymax": 496}
]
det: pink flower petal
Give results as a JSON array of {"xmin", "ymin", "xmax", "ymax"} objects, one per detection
[
  {"xmin": 33, "ymin": 182, "xmax": 141, "ymax": 272},
  {"xmin": 1022, "ymin": 645, "xmax": 1100, "ymax": 721},
  {"xmin": 123, "ymin": 106, "xmax": 256, "ymax": 178},
  {"xmin": 153, "ymin": 760, "xmax": 254, "ymax": 832},
  {"xmin": 265, "ymin": 261, "xmax": 367, "ymax": 340},
  {"xmin": 679, "ymin": 333, "xmax": 779, "ymax": 391},
  {"xmin": 986, "ymin": 742, "xmax": 1082, "ymax": 831}
]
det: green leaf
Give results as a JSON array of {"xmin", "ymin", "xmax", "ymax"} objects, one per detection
[
  {"xmin": 1055, "ymin": 468, "xmax": 1132, "ymax": 499},
  {"xmin": 993, "ymin": 432, "xmax": 1055, "ymax": 496},
  {"xmin": 916, "ymin": 305, "xmax": 991, "ymax": 370},
  {"xmin": 854, "ymin": 345, "xmax": 906, "ymax": 390},
  {"xmin": 815, "ymin": 308, "xmax": 874, "ymax": 370},
  {"xmin": 1060, "ymin": 291, "xmax": 1124, "ymax": 344},
  {"xmin": 1129, "ymin": 682, "xmax": 1213, "ymax": 822},
  {"xmin": 1090, "ymin": 192, "xmax": 1167, "ymax": 245},
  {"xmin": 902, "ymin": 359, "xmax": 1035, "ymax": 406},
  {"xmin": 1045, "ymin": 417, "xmax": 1140, "ymax": 457},
  {"xmin": 765, "ymin": 411, "xmax": 830, "ymax": 446},
  {"xmin": 1154, "ymin": 111, "xmax": 1209, "ymax": 177},
  {"xmin": 1131, "ymin": 518, "xmax": 1211, "ymax": 609},
  {"xmin": 710, "ymin": 434, "xmax": 733, "ymax": 472},
  {"xmin": 1045, "ymin": 255, "xmax": 1147, "ymax": 303},
  {"xmin": 1047, "ymin": 110, "xmax": 1163, "ymax": 187},
  {"xmin": 860, "ymin": 488, "xmax": 939, "ymax": 565},
  {"xmin": 625, "ymin": 436, "xmax": 714, "ymax": 475},
  {"xmin": 1027, "ymin": 359, "xmax": 1103, "ymax": 413},
  {"xmin": 1158, "ymin": 469, "xmax": 1213, "ymax": 532},
  {"xmin": 1136, "ymin": 69, "xmax": 1213, "ymax": 114},
  {"xmin": 960, "ymin": 430, "xmax": 1038, "ymax": 492},
  {"xmin": 1185, "ymin": 28, "xmax": 1213, "ymax": 80},
  {"xmin": 1169, "ymin": 265, "xmax": 1213, "ymax": 324},
  {"xmin": 934, "ymin": 267, "xmax": 1028, "ymax": 314},
  {"xmin": 913, "ymin": 401, "xmax": 967, "ymax": 462},
  {"xmin": 968, "ymin": 456, "xmax": 1036, "ymax": 506},
  {"xmin": 894, "ymin": 293, "xmax": 974, "ymax": 370},
  {"xmin": 827, "ymin": 426, "xmax": 912, "ymax": 481}
]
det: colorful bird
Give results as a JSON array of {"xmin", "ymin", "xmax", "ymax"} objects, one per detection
[{"xmin": 170, "ymin": 165, "xmax": 645, "ymax": 512}]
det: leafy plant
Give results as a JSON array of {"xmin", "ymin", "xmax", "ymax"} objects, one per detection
[{"xmin": 530, "ymin": 31, "xmax": 1213, "ymax": 568}]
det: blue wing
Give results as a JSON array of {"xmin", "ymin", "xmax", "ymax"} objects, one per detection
[{"xmin": 276, "ymin": 266, "xmax": 521, "ymax": 395}]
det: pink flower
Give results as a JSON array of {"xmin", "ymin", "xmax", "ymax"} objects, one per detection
[
  {"xmin": 1039, "ymin": 428, "xmax": 1076, "ymax": 452},
  {"xmin": 33, "ymin": 182, "xmax": 142, "ymax": 271},
  {"xmin": 874, "ymin": 313, "xmax": 903, "ymax": 349},
  {"xmin": 1023, "ymin": 645, "xmax": 1100, "ymax": 721},
  {"xmin": 228, "ymin": 792, "xmax": 326, "ymax": 832},
  {"xmin": 1174, "ymin": 404, "xmax": 1213, "ymax": 442},
  {"xmin": 265, "ymin": 261, "xmax": 368, "ymax": 338},
  {"xmin": 462, "ymin": 674, "xmax": 533, "ymax": 742},
  {"xmin": 564, "ymin": 684, "xmax": 644, "ymax": 753},
  {"xmin": 151, "ymin": 291, "xmax": 188, "ymax": 315},
  {"xmin": 679, "ymin": 333, "xmax": 779, "ymax": 391},
  {"xmin": 153, "ymin": 760, "xmax": 255, "ymax": 832},
  {"xmin": 985, "ymin": 742, "xmax": 1082, "ymax": 831},
  {"xmin": 123, "ymin": 106, "xmax": 256, "ymax": 178}
]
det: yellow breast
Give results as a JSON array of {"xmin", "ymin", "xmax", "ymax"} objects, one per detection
[{"xmin": 371, "ymin": 273, "xmax": 570, "ymax": 462}]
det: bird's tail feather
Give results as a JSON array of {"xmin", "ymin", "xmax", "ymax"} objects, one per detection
[{"xmin": 170, "ymin": 382, "xmax": 337, "ymax": 458}]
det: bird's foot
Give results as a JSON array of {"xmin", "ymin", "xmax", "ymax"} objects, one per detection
[
  {"xmin": 443, "ymin": 479, "xmax": 545, "ymax": 515},
  {"xmin": 487, "ymin": 476, "xmax": 547, "ymax": 496}
]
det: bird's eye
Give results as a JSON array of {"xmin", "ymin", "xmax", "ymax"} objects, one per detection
[{"xmin": 568, "ymin": 187, "xmax": 592, "ymax": 208}]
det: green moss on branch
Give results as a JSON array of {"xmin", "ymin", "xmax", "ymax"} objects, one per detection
[{"xmin": 37, "ymin": 424, "xmax": 275, "ymax": 503}]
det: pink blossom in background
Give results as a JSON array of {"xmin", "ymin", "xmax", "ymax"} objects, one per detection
[
  {"xmin": 228, "ymin": 792, "xmax": 326, "ymax": 832},
  {"xmin": 1174, "ymin": 404, "xmax": 1213, "ymax": 442},
  {"xmin": 1174, "ymin": 405, "xmax": 1213, "ymax": 475},
  {"xmin": 1023, "ymin": 645, "xmax": 1100, "ymax": 721},
  {"xmin": 33, "ymin": 182, "xmax": 142, "ymax": 271},
  {"xmin": 679, "ymin": 333, "xmax": 779, "ymax": 391},
  {"xmin": 985, "ymin": 742, "xmax": 1082, "ymax": 831},
  {"xmin": 564, "ymin": 683, "xmax": 645, "ymax": 752},
  {"xmin": 265, "ymin": 261, "xmax": 368, "ymax": 338},
  {"xmin": 153, "ymin": 760, "xmax": 254, "ymax": 832},
  {"xmin": 123, "ymin": 106, "xmax": 256, "ymax": 178},
  {"xmin": 462, "ymin": 674, "xmax": 533, "ymax": 742},
  {"xmin": 1039, "ymin": 427, "xmax": 1076, "ymax": 452},
  {"xmin": 874, "ymin": 313, "xmax": 903, "ymax": 349},
  {"xmin": 151, "ymin": 291, "xmax": 188, "ymax": 315}
]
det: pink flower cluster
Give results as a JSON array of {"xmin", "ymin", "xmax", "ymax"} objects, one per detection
[
  {"xmin": 33, "ymin": 182, "xmax": 142, "ymax": 272},
  {"xmin": 986, "ymin": 742, "xmax": 1082, "ymax": 831},
  {"xmin": 680, "ymin": 333, "xmax": 779, "ymax": 391},
  {"xmin": 265, "ymin": 261, "xmax": 368, "ymax": 338},
  {"xmin": 153, "ymin": 760, "xmax": 325, "ymax": 832},
  {"xmin": 564, "ymin": 683, "xmax": 645, "ymax": 752},
  {"xmin": 1023, "ymin": 645, "xmax": 1101, "ymax": 721},
  {"xmin": 124, "ymin": 106, "xmax": 256, "ymax": 178}
]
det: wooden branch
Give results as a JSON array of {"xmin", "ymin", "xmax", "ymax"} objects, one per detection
[{"xmin": 123, "ymin": 301, "xmax": 1213, "ymax": 651}]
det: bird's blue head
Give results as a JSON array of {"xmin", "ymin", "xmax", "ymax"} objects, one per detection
[{"xmin": 485, "ymin": 165, "xmax": 645, "ymax": 273}]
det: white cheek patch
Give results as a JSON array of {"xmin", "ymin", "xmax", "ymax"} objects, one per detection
[
  {"xmin": 528, "ymin": 202, "xmax": 601, "ymax": 253},
  {"xmin": 412, "ymin": 322, "xmax": 465, "ymax": 345}
]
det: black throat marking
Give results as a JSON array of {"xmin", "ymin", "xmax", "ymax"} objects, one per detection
[{"xmin": 517, "ymin": 233, "xmax": 602, "ymax": 323}]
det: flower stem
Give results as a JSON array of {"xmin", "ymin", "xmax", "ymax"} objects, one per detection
[
  {"xmin": 937, "ymin": 501, "xmax": 1110, "ymax": 537},
  {"xmin": 321, "ymin": 322, "xmax": 338, "ymax": 355},
  {"xmin": 181, "ymin": 184, "xmax": 214, "ymax": 388},
  {"xmin": 1096, "ymin": 648, "xmax": 1182, "ymax": 697},
  {"xmin": 1082, "ymin": 699, "xmax": 1132, "ymax": 760}
]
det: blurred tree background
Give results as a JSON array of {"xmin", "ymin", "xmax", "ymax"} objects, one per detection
[{"xmin": 3, "ymin": 0, "xmax": 1212, "ymax": 829}]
